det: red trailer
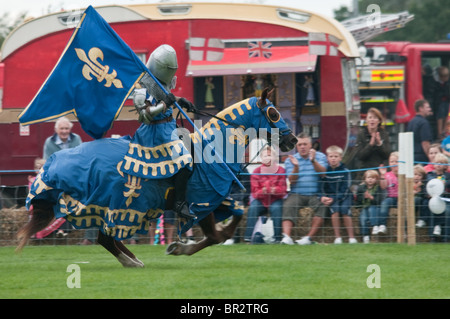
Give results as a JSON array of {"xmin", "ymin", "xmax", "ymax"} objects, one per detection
[{"xmin": 0, "ymin": 2, "xmax": 360, "ymax": 190}]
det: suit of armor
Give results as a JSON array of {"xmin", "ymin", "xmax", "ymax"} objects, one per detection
[{"xmin": 121, "ymin": 44, "xmax": 196, "ymax": 220}]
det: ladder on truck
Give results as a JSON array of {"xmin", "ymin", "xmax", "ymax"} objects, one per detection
[{"xmin": 341, "ymin": 11, "xmax": 414, "ymax": 44}]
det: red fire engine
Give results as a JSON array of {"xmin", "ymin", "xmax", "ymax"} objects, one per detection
[
  {"xmin": 0, "ymin": 3, "xmax": 361, "ymax": 202},
  {"xmin": 343, "ymin": 11, "xmax": 450, "ymax": 150}
]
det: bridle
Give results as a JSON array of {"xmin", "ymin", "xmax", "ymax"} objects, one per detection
[{"xmin": 257, "ymin": 99, "xmax": 293, "ymax": 138}]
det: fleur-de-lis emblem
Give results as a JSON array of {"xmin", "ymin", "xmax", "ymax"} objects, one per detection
[
  {"xmin": 75, "ymin": 47, "xmax": 123, "ymax": 88},
  {"xmin": 228, "ymin": 127, "xmax": 248, "ymax": 146},
  {"xmin": 123, "ymin": 175, "xmax": 142, "ymax": 207}
]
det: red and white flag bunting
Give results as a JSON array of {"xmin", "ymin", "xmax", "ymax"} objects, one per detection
[
  {"xmin": 189, "ymin": 37, "xmax": 224, "ymax": 61},
  {"xmin": 308, "ymin": 32, "xmax": 342, "ymax": 56}
]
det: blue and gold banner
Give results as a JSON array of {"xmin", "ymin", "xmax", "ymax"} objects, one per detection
[{"xmin": 18, "ymin": 6, "xmax": 147, "ymax": 139}]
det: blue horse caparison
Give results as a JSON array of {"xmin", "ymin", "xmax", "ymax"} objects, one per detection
[{"xmin": 20, "ymin": 89, "xmax": 297, "ymax": 266}]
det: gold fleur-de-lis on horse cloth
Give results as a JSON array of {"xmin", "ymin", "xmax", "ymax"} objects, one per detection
[
  {"xmin": 228, "ymin": 127, "xmax": 248, "ymax": 147},
  {"xmin": 75, "ymin": 47, "xmax": 123, "ymax": 88},
  {"xmin": 123, "ymin": 175, "xmax": 142, "ymax": 207}
]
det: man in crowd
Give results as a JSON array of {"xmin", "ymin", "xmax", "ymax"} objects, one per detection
[
  {"xmin": 407, "ymin": 99, "xmax": 433, "ymax": 164},
  {"xmin": 281, "ymin": 132, "xmax": 328, "ymax": 245}
]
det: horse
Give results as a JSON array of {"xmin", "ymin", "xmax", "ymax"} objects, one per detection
[{"xmin": 16, "ymin": 88, "xmax": 297, "ymax": 267}]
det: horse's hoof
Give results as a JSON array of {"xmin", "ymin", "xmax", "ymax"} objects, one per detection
[
  {"xmin": 133, "ymin": 257, "xmax": 145, "ymax": 268},
  {"xmin": 117, "ymin": 252, "xmax": 145, "ymax": 268},
  {"xmin": 166, "ymin": 242, "xmax": 183, "ymax": 255}
]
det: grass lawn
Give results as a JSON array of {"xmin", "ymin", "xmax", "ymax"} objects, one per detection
[{"xmin": 0, "ymin": 243, "xmax": 449, "ymax": 299}]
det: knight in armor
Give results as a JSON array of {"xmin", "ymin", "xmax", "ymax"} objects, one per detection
[{"xmin": 122, "ymin": 44, "xmax": 196, "ymax": 220}]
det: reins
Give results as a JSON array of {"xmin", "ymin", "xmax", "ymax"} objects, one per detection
[
  {"xmin": 189, "ymin": 108, "xmax": 242, "ymax": 128},
  {"xmin": 185, "ymin": 110, "xmax": 270, "ymax": 183}
]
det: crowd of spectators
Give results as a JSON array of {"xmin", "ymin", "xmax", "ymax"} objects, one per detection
[
  {"xmin": 24, "ymin": 91, "xmax": 450, "ymax": 245},
  {"xmin": 26, "ymin": 113, "xmax": 450, "ymax": 245},
  {"xmin": 234, "ymin": 66, "xmax": 450, "ymax": 245},
  {"xmin": 235, "ymin": 95, "xmax": 450, "ymax": 245}
]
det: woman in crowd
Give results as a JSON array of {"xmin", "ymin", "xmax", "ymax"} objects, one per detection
[{"xmin": 353, "ymin": 107, "xmax": 391, "ymax": 183}]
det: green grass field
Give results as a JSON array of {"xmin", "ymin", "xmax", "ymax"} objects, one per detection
[{"xmin": 0, "ymin": 243, "xmax": 449, "ymax": 299}]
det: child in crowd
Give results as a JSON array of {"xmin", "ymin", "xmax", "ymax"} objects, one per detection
[
  {"xmin": 423, "ymin": 153, "xmax": 450, "ymax": 242},
  {"xmin": 355, "ymin": 170, "xmax": 384, "ymax": 243},
  {"xmin": 27, "ymin": 157, "xmax": 70, "ymax": 239},
  {"xmin": 414, "ymin": 164, "xmax": 428, "ymax": 228},
  {"xmin": 424, "ymin": 143, "xmax": 449, "ymax": 173},
  {"xmin": 441, "ymin": 119, "xmax": 450, "ymax": 160},
  {"xmin": 27, "ymin": 157, "xmax": 45, "ymax": 188},
  {"xmin": 377, "ymin": 151, "xmax": 399, "ymax": 235},
  {"xmin": 27, "ymin": 158, "xmax": 45, "ymax": 238},
  {"xmin": 320, "ymin": 145, "xmax": 357, "ymax": 244},
  {"xmin": 244, "ymin": 146, "xmax": 287, "ymax": 243}
]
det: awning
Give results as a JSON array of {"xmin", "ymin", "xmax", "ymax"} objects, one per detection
[{"xmin": 186, "ymin": 46, "xmax": 316, "ymax": 77}]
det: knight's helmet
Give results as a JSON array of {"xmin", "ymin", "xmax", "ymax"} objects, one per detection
[{"xmin": 146, "ymin": 44, "xmax": 178, "ymax": 91}]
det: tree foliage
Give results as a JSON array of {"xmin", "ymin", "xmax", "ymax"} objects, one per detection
[{"xmin": 0, "ymin": 11, "xmax": 27, "ymax": 50}]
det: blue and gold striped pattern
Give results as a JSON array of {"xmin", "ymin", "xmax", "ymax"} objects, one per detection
[{"xmin": 120, "ymin": 140, "xmax": 193, "ymax": 178}]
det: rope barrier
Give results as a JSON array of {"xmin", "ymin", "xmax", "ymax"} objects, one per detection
[
  {"xmin": 239, "ymin": 164, "xmax": 401, "ymax": 176},
  {"xmin": 0, "ymin": 161, "xmax": 448, "ymax": 176},
  {"xmin": 0, "ymin": 170, "xmax": 36, "ymax": 173}
]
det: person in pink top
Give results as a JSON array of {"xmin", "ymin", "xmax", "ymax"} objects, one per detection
[
  {"xmin": 377, "ymin": 152, "xmax": 399, "ymax": 235},
  {"xmin": 244, "ymin": 146, "xmax": 287, "ymax": 243}
]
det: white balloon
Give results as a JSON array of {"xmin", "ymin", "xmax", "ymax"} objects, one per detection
[
  {"xmin": 426, "ymin": 178, "xmax": 445, "ymax": 197},
  {"xmin": 429, "ymin": 196, "xmax": 446, "ymax": 215}
]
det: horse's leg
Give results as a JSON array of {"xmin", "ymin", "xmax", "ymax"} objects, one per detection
[
  {"xmin": 97, "ymin": 232, "xmax": 144, "ymax": 268},
  {"xmin": 16, "ymin": 200, "xmax": 55, "ymax": 252},
  {"xmin": 166, "ymin": 213, "xmax": 224, "ymax": 256},
  {"xmin": 114, "ymin": 239, "xmax": 144, "ymax": 267},
  {"xmin": 218, "ymin": 215, "xmax": 242, "ymax": 240}
]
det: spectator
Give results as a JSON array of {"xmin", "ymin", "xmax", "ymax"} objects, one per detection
[
  {"xmin": 281, "ymin": 132, "xmax": 328, "ymax": 245},
  {"xmin": 422, "ymin": 64, "xmax": 435, "ymax": 103},
  {"xmin": 355, "ymin": 170, "xmax": 384, "ymax": 244},
  {"xmin": 32, "ymin": 155, "xmax": 71, "ymax": 240},
  {"xmin": 222, "ymin": 165, "xmax": 250, "ymax": 245},
  {"xmin": 43, "ymin": 117, "xmax": 82, "ymax": 160},
  {"xmin": 27, "ymin": 157, "xmax": 70, "ymax": 240},
  {"xmin": 378, "ymin": 151, "xmax": 399, "ymax": 235},
  {"xmin": 183, "ymin": 228, "xmax": 196, "ymax": 244},
  {"xmin": 441, "ymin": 119, "xmax": 450, "ymax": 159},
  {"xmin": 414, "ymin": 164, "xmax": 427, "ymax": 228},
  {"xmin": 42, "ymin": 118, "xmax": 83, "ymax": 241},
  {"xmin": 406, "ymin": 99, "xmax": 433, "ymax": 164},
  {"xmin": 423, "ymin": 153, "xmax": 450, "ymax": 242},
  {"xmin": 150, "ymin": 212, "xmax": 175, "ymax": 245},
  {"xmin": 80, "ymin": 229, "xmax": 98, "ymax": 245},
  {"xmin": 353, "ymin": 107, "xmax": 391, "ymax": 183},
  {"xmin": 433, "ymin": 66, "xmax": 450, "ymax": 138},
  {"xmin": 424, "ymin": 143, "xmax": 444, "ymax": 173},
  {"xmin": 148, "ymin": 213, "xmax": 196, "ymax": 245},
  {"xmin": 244, "ymin": 146, "xmax": 287, "ymax": 243},
  {"xmin": 320, "ymin": 145, "xmax": 357, "ymax": 244},
  {"xmin": 27, "ymin": 157, "xmax": 45, "ymax": 188}
]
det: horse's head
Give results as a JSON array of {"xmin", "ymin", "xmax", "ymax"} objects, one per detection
[{"xmin": 255, "ymin": 88, "xmax": 297, "ymax": 152}]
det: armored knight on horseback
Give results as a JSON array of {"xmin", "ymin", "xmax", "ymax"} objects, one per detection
[
  {"xmin": 17, "ymin": 44, "xmax": 297, "ymax": 267},
  {"xmin": 122, "ymin": 44, "xmax": 196, "ymax": 220},
  {"xmin": 15, "ymin": 6, "xmax": 298, "ymax": 267}
]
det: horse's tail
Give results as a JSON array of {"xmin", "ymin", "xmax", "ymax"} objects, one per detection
[{"xmin": 16, "ymin": 200, "xmax": 55, "ymax": 252}]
